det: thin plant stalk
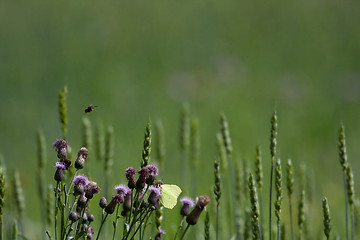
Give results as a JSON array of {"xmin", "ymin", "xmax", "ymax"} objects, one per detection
[
  {"xmin": 95, "ymin": 213, "xmax": 109, "ymax": 240},
  {"xmin": 269, "ymin": 112, "xmax": 278, "ymax": 240},
  {"xmin": 112, "ymin": 205, "xmax": 121, "ymax": 240},
  {"xmin": 339, "ymin": 125, "xmax": 349, "ymax": 240},
  {"xmin": 174, "ymin": 217, "xmax": 185, "ymax": 240},
  {"xmin": 178, "ymin": 224, "xmax": 191, "ymax": 240}
]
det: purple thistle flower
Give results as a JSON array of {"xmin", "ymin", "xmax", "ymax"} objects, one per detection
[
  {"xmin": 136, "ymin": 167, "xmax": 149, "ymax": 190},
  {"xmin": 123, "ymin": 189, "xmax": 132, "ymax": 212},
  {"xmin": 54, "ymin": 161, "xmax": 66, "ymax": 182},
  {"xmin": 55, "ymin": 161, "xmax": 67, "ymax": 170},
  {"xmin": 85, "ymin": 181, "xmax": 101, "ymax": 199},
  {"xmin": 75, "ymin": 147, "xmax": 89, "ymax": 169},
  {"xmin": 146, "ymin": 164, "xmax": 159, "ymax": 184},
  {"xmin": 126, "ymin": 167, "xmax": 137, "ymax": 189},
  {"xmin": 148, "ymin": 186, "xmax": 161, "ymax": 206},
  {"xmin": 87, "ymin": 226, "xmax": 94, "ymax": 239},
  {"xmin": 155, "ymin": 228, "xmax": 166, "ymax": 240},
  {"xmin": 73, "ymin": 175, "xmax": 89, "ymax": 195},
  {"xmin": 114, "ymin": 184, "xmax": 129, "ymax": 198},
  {"xmin": 186, "ymin": 195, "xmax": 211, "ymax": 225},
  {"xmin": 180, "ymin": 197, "xmax": 194, "ymax": 216},
  {"xmin": 53, "ymin": 139, "xmax": 68, "ymax": 159}
]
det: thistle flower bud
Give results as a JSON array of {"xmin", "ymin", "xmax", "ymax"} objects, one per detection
[
  {"xmin": 73, "ymin": 175, "xmax": 89, "ymax": 195},
  {"xmin": 75, "ymin": 147, "xmax": 89, "ymax": 169},
  {"xmin": 87, "ymin": 214, "xmax": 94, "ymax": 222},
  {"xmin": 180, "ymin": 197, "xmax": 194, "ymax": 216},
  {"xmin": 114, "ymin": 184, "xmax": 129, "ymax": 199},
  {"xmin": 69, "ymin": 211, "xmax": 78, "ymax": 222},
  {"xmin": 155, "ymin": 228, "xmax": 165, "ymax": 240},
  {"xmin": 146, "ymin": 164, "xmax": 159, "ymax": 185},
  {"xmin": 148, "ymin": 186, "xmax": 161, "ymax": 206},
  {"xmin": 105, "ymin": 194, "xmax": 123, "ymax": 214},
  {"xmin": 85, "ymin": 181, "xmax": 101, "ymax": 199},
  {"xmin": 77, "ymin": 193, "xmax": 88, "ymax": 209},
  {"xmin": 123, "ymin": 190, "xmax": 132, "ymax": 212},
  {"xmin": 54, "ymin": 161, "xmax": 66, "ymax": 182},
  {"xmin": 126, "ymin": 167, "xmax": 137, "ymax": 189},
  {"xmin": 99, "ymin": 197, "xmax": 107, "ymax": 209},
  {"xmin": 87, "ymin": 226, "xmax": 94, "ymax": 240},
  {"xmin": 53, "ymin": 139, "xmax": 68, "ymax": 159},
  {"xmin": 186, "ymin": 195, "xmax": 210, "ymax": 225},
  {"xmin": 136, "ymin": 167, "xmax": 149, "ymax": 190},
  {"xmin": 82, "ymin": 212, "xmax": 88, "ymax": 224}
]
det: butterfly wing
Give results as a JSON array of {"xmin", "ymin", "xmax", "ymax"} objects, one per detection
[{"xmin": 160, "ymin": 184, "xmax": 182, "ymax": 209}]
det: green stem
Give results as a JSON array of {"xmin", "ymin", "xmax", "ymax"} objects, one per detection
[
  {"xmin": 344, "ymin": 175, "xmax": 349, "ymax": 240},
  {"xmin": 173, "ymin": 217, "xmax": 185, "ymax": 240},
  {"xmin": 96, "ymin": 213, "xmax": 109, "ymax": 240},
  {"xmin": 259, "ymin": 193, "xmax": 264, "ymax": 240},
  {"xmin": 55, "ymin": 182, "xmax": 60, "ymax": 240},
  {"xmin": 112, "ymin": 205, "xmax": 121, "ymax": 240},
  {"xmin": 351, "ymin": 213, "xmax": 355, "ymax": 240},
  {"xmin": 141, "ymin": 208, "xmax": 153, "ymax": 240},
  {"xmin": 178, "ymin": 224, "xmax": 191, "ymax": 240},
  {"xmin": 289, "ymin": 198, "xmax": 294, "ymax": 240},
  {"xmin": 269, "ymin": 160, "xmax": 274, "ymax": 240},
  {"xmin": 277, "ymin": 222, "xmax": 280, "ymax": 240},
  {"xmin": 216, "ymin": 204, "xmax": 219, "ymax": 240},
  {"xmin": 127, "ymin": 208, "xmax": 151, "ymax": 240}
]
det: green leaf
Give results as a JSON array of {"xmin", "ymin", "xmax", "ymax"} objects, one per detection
[{"xmin": 74, "ymin": 231, "xmax": 85, "ymax": 240}]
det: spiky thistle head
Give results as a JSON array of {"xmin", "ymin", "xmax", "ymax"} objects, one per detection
[
  {"xmin": 286, "ymin": 159, "xmax": 294, "ymax": 199},
  {"xmin": 346, "ymin": 164, "xmax": 355, "ymax": 212},
  {"xmin": 255, "ymin": 145, "xmax": 263, "ymax": 192},
  {"xmin": 58, "ymin": 85, "xmax": 68, "ymax": 138},
  {"xmin": 141, "ymin": 121, "xmax": 151, "ymax": 168},
  {"xmin": 270, "ymin": 112, "xmax": 278, "ymax": 162},
  {"xmin": 322, "ymin": 197, "xmax": 331, "ymax": 239},
  {"xmin": 186, "ymin": 195, "xmax": 210, "ymax": 225},
  {"xmin": 214, "ymin": 159, "xmax": 221, "ymax": 207},
  {"xmin": 180, "ymin": 197, "xmax": 194, "ymax": 216},
  {"xmin": 338, "ymin": 125, "xmax": 348, "ymax": 172},
  {"xmin": 274, "ymin": 158, "xmax": 283, "ymax": 224}
]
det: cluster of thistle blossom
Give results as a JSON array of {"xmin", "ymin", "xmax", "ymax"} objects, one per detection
[
  {"xmin": 53, "ymin": 139, "xmax": 99, "ymax": 240},
  {"xmin": 52, "ymin": 139, "xmax": 210, "ymax": 240}
]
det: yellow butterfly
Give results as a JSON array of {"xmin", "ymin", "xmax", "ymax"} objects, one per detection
[{"xmin": 160, "ymin": 184, "xmax": 182, "ymax": 209}]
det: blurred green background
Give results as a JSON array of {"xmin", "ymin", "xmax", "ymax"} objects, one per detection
[{"xmin": 1, "ymin": 0, "xmax": 360, "ymax": 238}]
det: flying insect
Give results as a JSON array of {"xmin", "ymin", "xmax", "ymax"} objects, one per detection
[{"xmin": 84, "ymin": 104, "xmax": 98, "ymax": 113}]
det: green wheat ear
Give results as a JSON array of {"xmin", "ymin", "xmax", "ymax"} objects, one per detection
[
  {"xmin": 190, "ymin": 118, "xmax": 200, "ymax": 168},
  {"xmin": 37, "ymin": 130, "xmax": 46, "ymax": 200},
  {"xmin": 249, "ymin": 173, "xmax": 261, "ymax": 240},
  {"xmin": 214, "ymin": 159, "xmax": 221, "ymax": 240},
  {"xmin": 141, "ymin": 121, "xmax": 151, "ymax": 167},
  {"xmin": 46, "ymin": 184, "xmax": 54, "ymax": 227},
  {"xmin": 95, "ymin": 122, "xmax": 105, "ymax": 163},
  {"xmin": 255, "ymin": 146, "xmax": 263, "ymax": 193},
  {"xmin": 13, "ymin": 171, "xmax": 25, "ymax": 235},
  {"xmin": 155, "ymin": 206, "xmax": 163, "ymax": 230},
  {"xmin": 338, "ymin": 125, "xmax": 348, "ymax": 172},
  {"xmin": 322, "ymin": 197, "xmax": 331, "ymax": 240},
  {"xmin": 274, "ymin": 158, "xmax": 283, "ymax": 240},
  {"xmin": 205, "ymin": 211, "xmax": 210, "ymax": 240},
  {"xmin": 216, "ymin": 132, "xmax": 227, "ymax": 171},
  {"xmin": 155, "ymin": 120, "xmax": 165, "ymax": 169},
  {"xmin": 12, "ymin": 220, "xmax": 17, "ymax": 240},
  {"xmin": 82, "ymin": 117, "xmax": 92, "ymax": 152},
  {"xmin": 58, "ymin": 85, "xmax": 68, "ymax": 139},
  {"xmin": 298, "ymin": 190, "xmax": 305, "ymax": 240},
  {"xmin": 346, "ymin": 164, "xmax": 355, "ymax": 211}
]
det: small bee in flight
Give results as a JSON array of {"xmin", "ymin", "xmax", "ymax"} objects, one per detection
[{"xmin": 84, "ymin": 104, "xmax": 98, "ymax": 113}]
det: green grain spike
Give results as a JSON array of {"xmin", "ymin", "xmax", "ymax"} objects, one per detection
[
  {"xmin": 274, "ymin": 159, "xmax": 283, "ymax": 225},
  {"xmin": 95, "ymin": 122, "xmax": 105, "ymax": 163},
  {"xmin": 155, "ymin": 206, "xmax": 163, "ymax": 230},
  {"xmin": 346, "ymin": 165, "xmax": 355, "ymax": 211},
  {"xmin": 270, "ymin": 112, "xmax": 278, "ymax": 163},
  {"xmin": 104, "ymin": 126, "xmax": 114, "ymax": 197},
  {"xmin": 82, "ymin": 117, "xmax": 92, "ymax": 153},
  {"xmin": 216, "ymin": 133, "xmax": 227, "ymax": 171},
  {"xmin": 205, "ymin": 211, "xmax": 210, "ymax": 240},
  {"xmin": 190, "ymin": 118, "xmax": 200, "ymax": 168},
  {"xmin": 12, "ymin": 221, "xmax": 17, "ymax": 240},
  {"xmin": 249, "ymin": 173, "xmax": 261, "ymax": 240},
  {"xmin": 286, "ymin": 159, "xmax": 294, "ymax": 240},
  {"xmin": 180, "ymin": 103, "xmax": 190, "ymax": 152},
  {"xmin": 46, "ymin": 184, "xmax": 54, "ymax": 226},
  {"xmin": 141, "ymin": 121, "xmax": 151, "ymax": 168},
  {"xmin": 13, "ymin": 171, "xmax": 25, "ymax": 235},
  {"xmin": 58, "ymin": 86, "xmax": 68, "ymax": 139},
  {"xmin": 339, "ymin": 125, "xmax": 348, "ymax": 172},
  {"xmin": 214, "ymin": 159, "xmax": 221, "ymax": 240},
  {"xmin": 298, "ymin": 190, "xmax": 305, "ymax": 240},
  {"xmin": 255, "ymin": 146, "xmax": 263, "ymax": 193},
  {"xmin": 155, "ymin": 120, "xmax": 165, "ymax": 169},
  {"xmin": 322, "ymin": 197, "xmax": 331, "ymax": 240}
]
